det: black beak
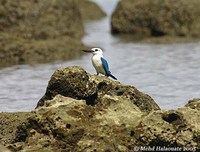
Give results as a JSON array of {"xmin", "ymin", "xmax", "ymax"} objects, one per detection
[{"xmin": 82, "ymin": 50, "xmax": 94, "ymax": 53}]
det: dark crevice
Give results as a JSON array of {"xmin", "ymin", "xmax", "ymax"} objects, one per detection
[
  {"xmin": 162, "ymin": 113, "xmax": 181, "ymax": 123},
  {"xmin": 151, "ymin": 28, "xmax": 166, "ymax": 37},
  {"xmin": 97, "ymin": 82, "xmax": 108, "ymax": 90},
  {"xmin": 149, "ymin": 138, "xmax": 178, "ymax": 147},
  {"xmin": 84, "ymin": 92, "xmax": 98, "ymax": 105},
  {"xmin": 130, "ymin": 130, "xmax": 135, "ymax": 137},
  {"xmin": 66, "ymin": 123, "xmax": 71, "ymax": 129},
  {"xmin": 117, "ymin": 91, "xmax": 124, "ymax": 96}
]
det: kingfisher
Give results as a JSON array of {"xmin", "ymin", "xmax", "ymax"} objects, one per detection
[{"xmin": 82, "ymin": 48, "xmax": 117, "ymax": 80}]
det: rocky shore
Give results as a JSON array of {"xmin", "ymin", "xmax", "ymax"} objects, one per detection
[
  {"xmin": 111, "ymin": 0, "xmax": 200, "ymax": 43},
  {"xmin": 0, "ymin": 0, "xmax": 105, "ymax": 67},
  {"xmin": 0, "ymin": 66, "xmax": 199, "ymax": 151}
]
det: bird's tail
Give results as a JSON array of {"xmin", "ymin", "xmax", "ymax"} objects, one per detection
[{"xmin": 109, "ymin": 73, "xmax": 117, "ymax": 80}]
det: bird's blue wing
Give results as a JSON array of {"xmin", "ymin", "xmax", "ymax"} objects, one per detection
[{"xmin": 101, "ymin": 57, "xmax": 110, "ymax": 75}]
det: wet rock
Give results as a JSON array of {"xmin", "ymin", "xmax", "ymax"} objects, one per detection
[
  {"xmin": 111, "ymin": 0, "xmax": 200, "ymax": 42},
  {"xmin": 0, "ymin": 0, "xmax": 105, "ymax": 67}
]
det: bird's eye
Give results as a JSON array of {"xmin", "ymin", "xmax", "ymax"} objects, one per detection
[{"xmin": 95, "ymin": 49, "xmax": 98, "ymax": 51}]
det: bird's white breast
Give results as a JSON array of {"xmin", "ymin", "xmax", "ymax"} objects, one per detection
[{"xmin": 92, "ymin": 55, "xmax": 105, "ymax": 75}]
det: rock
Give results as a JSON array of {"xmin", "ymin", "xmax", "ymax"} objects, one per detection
[
  {"xmin": 78, "ymin": 0, "xmax": 106, "ymax": 21},
  {"xmin": 0, "ymin": 144, "xmax": 11, "ymax": 152},
  {"xmin": 0, "ymin": 0, "xmax": 105, "ymax": 67},
  {"xmin": 0, "ymin": 0, "xmax": 83, "ymax": 67},
  {"xmin": 9, "ymin": 93, "xmax": 148, "ymax": 151},
  {"xmin": 0, "ymin": 112, "xmax": 33, "ymax": 145},
  {"xmin": 132, "ymin": 100, "xmax": 200, "ymax": 150},
  {"xmin": 37, "ymin": 66, "xmax": 160, "ymax": 112},
  {"xmin": 185, "ymin": 98, "xmax": 200, "ymax": 110},
  {"xmin": 1, "ymin": 66, "xmax": 200, "ymax": 151},
  {"xmin": 111, "ymin": 0, "xmax": 200, "ymax": 42},
  {"xmin": 36, "ymin": 66, "xmax": 98, "ymax": 107},
  {"xmin": 12, "ymin": 66, "xmax": 158, "ymax": 151}
]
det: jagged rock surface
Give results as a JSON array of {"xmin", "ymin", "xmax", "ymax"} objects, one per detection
[
  {"xmin": 37, "ymin": 66, "xmax": 159, "ymax": 112},
  {"xmin": 2, "ymin": 67, "xmax": 200, "ymax": 151},
  {"xmin": 0, "ymin": 112, "xmax": 33, "ymax": 145}
]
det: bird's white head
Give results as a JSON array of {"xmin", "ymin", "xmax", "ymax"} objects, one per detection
[{"xmin": 82, "ymin": 47, "xmax": 103, "ymax": 55}]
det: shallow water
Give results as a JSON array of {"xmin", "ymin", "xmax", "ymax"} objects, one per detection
[{"xmin": 0, "ymin": 0, "xmax": 200, "ymax": 112}]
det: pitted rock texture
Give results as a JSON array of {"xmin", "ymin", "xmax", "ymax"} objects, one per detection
[
  {"xmin": 1, "ymin": 67, "xmax": 199, "ymax": 151},
  {"xmin": 37, "ymin": 66, "xmax": 160, "ymax": 112}
]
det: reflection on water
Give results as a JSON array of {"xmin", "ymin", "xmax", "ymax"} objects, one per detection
[{"xmin": 0, "ymin": 0, "xmax": 200, "ymax": 111}]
